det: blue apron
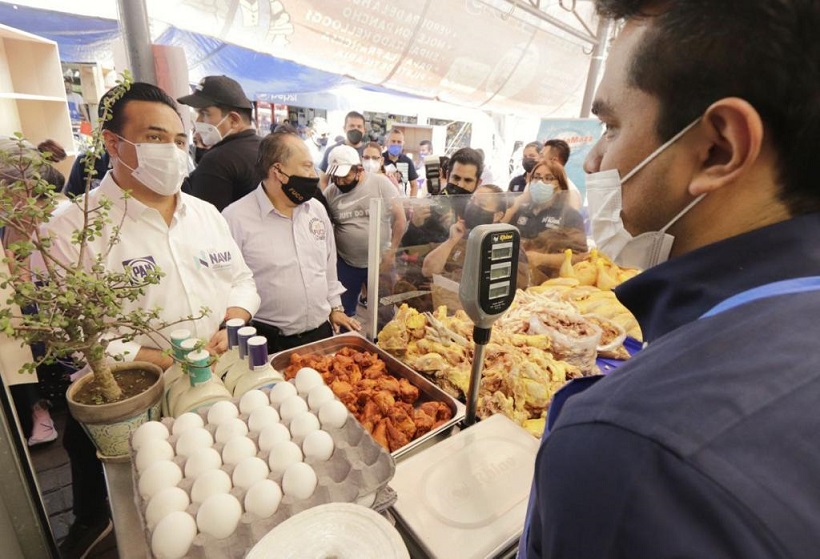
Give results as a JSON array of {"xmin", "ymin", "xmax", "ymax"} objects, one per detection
[{"xmin": 517, "ymin": 276, "xmax": 820, "ymax": 559}]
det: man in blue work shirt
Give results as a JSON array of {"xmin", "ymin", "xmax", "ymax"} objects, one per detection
[{"xmin": 521, "ymin": 1, "xmax": 820, "ymax": 558}]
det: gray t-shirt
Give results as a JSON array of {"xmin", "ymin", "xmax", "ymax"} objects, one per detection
[{"xmin": 325, "ymin": 172, "xmax": 398, "ymax": 268}]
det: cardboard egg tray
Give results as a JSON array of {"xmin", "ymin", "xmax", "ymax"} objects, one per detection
[{"xmin": 130, "ymin": 385, "xmax": 397, "ymax": 558}]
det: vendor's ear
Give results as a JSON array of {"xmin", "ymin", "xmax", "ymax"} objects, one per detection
[
  {"xmin": 102, "ymin": 129, "xmax": 122, "ymax": 159},
  {"xmin": 688, "ymin": 97, "xmax": 764, "ymax": 197}
]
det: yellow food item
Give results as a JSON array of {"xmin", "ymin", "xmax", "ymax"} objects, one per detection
[
  {"xmin": 559, "ymin": 249, "xmax": 576, "ymax": 279},
  {"xmin": 523, "ymin": 417, "xmax": 546, "ymax": 438}
]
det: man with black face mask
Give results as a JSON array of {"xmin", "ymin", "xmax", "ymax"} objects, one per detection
[
  {"xmin": 223, "ymin": 132, "xmax": 361, "ymax": 353},
  {"xmin": 318, "ymin": 110, "xmax": 367, "ymax": 188},
  {"xmin": 422, "ymin": 184, "xmax": 529, "ymax": 288},
  {"xmin": 324, "ymin": 145, "xmax": 407, "ymax": 317},
  {"xmin": 509, "ymin": 141, "xmax": 542, "ymax": 193}
]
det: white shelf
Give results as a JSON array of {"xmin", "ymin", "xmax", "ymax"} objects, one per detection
[{"xmin": 0, "ymin": 92, "xmax": 66, "ymax": 102}]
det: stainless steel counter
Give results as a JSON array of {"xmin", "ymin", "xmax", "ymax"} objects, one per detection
[{"xmin": 102, "ymin": 459, "xmax": 149, "ymax": 558}]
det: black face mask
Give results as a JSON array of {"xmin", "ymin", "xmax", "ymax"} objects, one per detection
[
  {"xmin": 335, "ymin": 174, "xmax": 360, "ymax": 194},
  {"xmin": 522, "ymin": 159, "xmax": 537, "ymax": 173},
  {"xmin": 442, "ymin": 184, "xmax": 471, "ymax": 218},
  {"xmin": 277, "ymin": 167, "xmax": 320, "ymax": 205},
  {"xmin": 443, "ymin": 183, "xmax": 470, "ymax": 196},
  {"xmin": 346, "ymin": 129, "xmax": 363, "ymax": 145},
  {"xmin": 463, "ymin": 203, "xmax": 496, "ymax": 230}
]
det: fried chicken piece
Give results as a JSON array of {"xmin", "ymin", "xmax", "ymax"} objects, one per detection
[
  {"xmin": 418, "ymin": 401, "xmax": 453, "ymax": 423},
  {"xmin": 412, "ymin": 407, "xmax": 435, "ymax": 436},
  {"xmin": 373, "ymin": 390, "xmax": 395, "ymax": 415},
  {"xmin": 371, "ymin": 418, "xmax": 389, "ymax": 450},
  {"xmin": 397, "ymin": 378, "xmax": 419, "ymax": 403},
  {"xmin": 356, "ymin": 378, "xmax": 378, "ymax": 392},
  {"xmin": 358, "ymin": 399, "xmax": 382, "ymax": 425},
  {"xmin": 363, "ymin": 363, "xmax": 385, "ymax": 380},
  {"xmin": 388, "ymin": 405, "xmax": 417, "ymax": 442},
  {"xmin": 375, "ymin": 375, "xmax": 400, "ymax": 395},
  {"xmin": 386, "ymin": 419, "xmax": 412, "ymax": 452}
]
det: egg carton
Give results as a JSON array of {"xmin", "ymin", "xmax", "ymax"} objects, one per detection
[{"xmin": 130, "ymin": 387, "xmax": 397, "ymax": 558}]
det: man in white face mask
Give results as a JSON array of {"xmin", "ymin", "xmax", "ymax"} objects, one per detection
[
  {"xmin": 521, "ymin": 1, "xmax": 820, "ymax": 558},
  {"xmin": 46, "ymin": 82, "xmax": 260, "ymax": 559},
  {"xmin": 178, "ymin": 75, "xmax": 262, "ymax": 211}
]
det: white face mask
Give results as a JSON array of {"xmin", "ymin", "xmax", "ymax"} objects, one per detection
[
  {"xmin": 117, "ymin": 137, "xmax": 189, "ymax": 196},
  {"xmin": 194, "ymin": 114, "xmax": 229, "ymax": 147},
  {"xmin": 586, "ymin": 118, "xmax": 704, "ymax": 269},
  {"xmin": 362, "ymin": 159, "xmax": 381, "ymax": 173}
]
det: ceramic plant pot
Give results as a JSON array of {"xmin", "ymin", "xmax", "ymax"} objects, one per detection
[{"xmin": 67, "ymin": 361, "xmax": 164, "ymax": 459}]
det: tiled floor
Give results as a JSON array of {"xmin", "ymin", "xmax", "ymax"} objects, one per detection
[{"xmin": 27, "ymin": 405, "xmax": 118, "ymax": 558}]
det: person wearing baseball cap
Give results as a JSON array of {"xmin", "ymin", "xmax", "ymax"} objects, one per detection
[
  {"xmin": 324, "ymin": 144, "xmax": 406, "ymax": 317},
  {"xmin": 178, "ymin": 75, "xmax": 262, "ymax": 211}
]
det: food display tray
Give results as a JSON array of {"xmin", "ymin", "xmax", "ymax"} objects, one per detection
[{"xmin": 270, "ymin": 333, "xmax": 466, "ymax": 460}]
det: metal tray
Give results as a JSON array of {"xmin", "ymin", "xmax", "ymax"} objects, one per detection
[{"xmin": 270, "ymin": 333, "xmax": 465, "ymax": 460}]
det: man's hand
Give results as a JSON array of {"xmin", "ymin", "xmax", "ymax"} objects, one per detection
[
  {"xmin": 205, "ymin": 328, "xmax": 229, "ymax": 356},
  {"xmin": 449, "ymin": 219, "xmax": 467, "ymax": 242},
  {"xmin": 411, "ymin": 205, "xmax": 431, "ymax": 227},
  {"xmin": 330, "ymin": 310, "xmax": 361, "ymax": 333}
]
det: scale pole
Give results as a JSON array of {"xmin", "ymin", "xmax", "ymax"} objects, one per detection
[{"xmin": 465, "ymin": 333, "xmax": 489, "ymax": 426}]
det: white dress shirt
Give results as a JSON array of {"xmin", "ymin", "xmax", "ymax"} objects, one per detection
[
  {"xmin": 222, "ymin": 184, "xmax": 345, "ymax": 336},
  {"xmin": 41, "ymin": 172, "xmax": 260, "ymax": 362}
]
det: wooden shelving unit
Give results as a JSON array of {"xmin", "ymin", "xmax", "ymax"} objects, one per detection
[{"xmin": 0, "ymin": 24, "xmax": 76, "ymax": 177}]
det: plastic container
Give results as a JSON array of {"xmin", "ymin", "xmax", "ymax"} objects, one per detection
[
  {"xmin": 224, "ymin": 326, "xmax": 257, "ymax": 395},
  {"xmin": 233, "ymin": 336, "xmax": 285, "ymax": 397},
  {"xmin": 172, "ymin": 350, "xmax": 232, "ymax": 417},
  {"xmin": 214, "ymin": 318, "xmax": 246, "ymax": 383}
]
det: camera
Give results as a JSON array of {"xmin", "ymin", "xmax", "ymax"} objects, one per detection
[{"xmin": 425, "ymin": 155, "xmax": 443, "ymax": 195}]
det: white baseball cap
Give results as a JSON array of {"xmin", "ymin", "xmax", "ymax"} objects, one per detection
[{"xmin": 326, "ymin": 145, "xmax": 361, "ymax": 177}]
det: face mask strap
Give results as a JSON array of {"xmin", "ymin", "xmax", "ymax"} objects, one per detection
[
  {"xmin": 621, "ymin": 117, "xmax": 701, "ymax": 184},
  {"xmin": 660, "ymin": 193, "xmax": 707, "ymax": 233}
]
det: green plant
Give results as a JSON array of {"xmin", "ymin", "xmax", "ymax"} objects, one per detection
[{"xmin": 0, "ymin": 72, "xmax": 207, "ymax": 403}]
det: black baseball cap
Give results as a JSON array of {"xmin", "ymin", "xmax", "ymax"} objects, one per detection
[{"xmin": 177, "ymin": 76, "xmax": 252, "ymax": 110}]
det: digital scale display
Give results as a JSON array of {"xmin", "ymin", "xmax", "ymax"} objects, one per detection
[
  {"xmin": 490, "ymin": 242, "xmax": 513, "ymax": 261},
  {"xmin": 488, "ymin": 282, "xmax": 510, "ymax": 300},
  {"xmin": 489, "ymin": 262, "xmax": 512, "ymax": 280}
]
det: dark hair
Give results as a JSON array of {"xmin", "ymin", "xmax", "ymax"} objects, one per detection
[
  {"xmin": 594, "ymin": 0, "xmax": 820, "ymax": 213},
  {"xmin": 344, "ymin": 111, "xmax": 365, "ymax": 127},
  {"xmin": 543, "ymin": 139, "xmax": 570, "ymax": 165},
  {"xmin": 475, "ymin": 183, "xmax": 506, "ymax": 212},
  {"xmin": 216, "ymin": 104, "xmax": 253, "ymax": 125},
  {"xmin": 524, "ymin": 141, "xmax": 543, "ymax": 154},
  {"xmin": 273, "ymin": 122, "xmax": 298, "ymax": 135},
  {"xmin": 100, "ymin": 82, "xmax": 180, "ymax": 134},
  {"xmin": 420, "ymin": 140, "xmax": 433, "ymax": 151},
  {"xmin": 256, "ymin": 132, "xmax": 299, "ymax": 178},
  {"xmin": 448, "ymin": 147, "xmax": 484, "ymax": 180},
  {"xmin": 530, "ymin": 159, "xmax": 569, "ymax": 192}
]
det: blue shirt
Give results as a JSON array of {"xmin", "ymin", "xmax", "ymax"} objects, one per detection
[{"xmin": 522, "ymin": 212, "xmax": 820, "ymax": 559}]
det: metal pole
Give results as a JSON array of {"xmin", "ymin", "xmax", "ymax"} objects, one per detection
[
  {"xmin": 116, "ymin": 0, "xmax": 157, "ymax": 84},
  {"xmin": 580, "ymin": 17, "xmax": 613, "ymax": 117},
  {"xmin": 465, "ymin": 342, "xmax": 488, "ymax": 426}
]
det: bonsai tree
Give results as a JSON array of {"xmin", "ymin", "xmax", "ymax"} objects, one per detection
[{"xmin": 0, "ymin": 73, "xmax": 207, "ymax": 404}]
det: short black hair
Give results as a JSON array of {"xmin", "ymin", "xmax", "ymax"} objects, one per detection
[
  {"xmin": 215, "ymin": 104, "xmax": 253, "ymax": 125},
  {"xmin": 475, "ymin": 183, "xmax": 506, "ymax": 212},
  {"xmin": 543, "ymin": 139, "xmax": 570, "ymax": 165},
  {"xmin": 447, "ymin": 147, "xmax": 484, "ymax": 181},
  {"xmin": 420, "ymin": 140, "xmax": 433, "ymax": 151},
  {"xmin": 256, "ymin": 131, "xmax": 299, "ymax": 178},
  {"xmin": 100, "ymin": 82, "xmax": 180, "ymax": 134},
  {"xmin": 524, "ymin": 141, "xmax": 543, "ymax": 154},
  {"xmin": 594, "ymin": 0, "xmax": 820, "ymax": 214},
  {"xmin": 344, "ymin": 111, "xmax": 365, "ymax": 127}
]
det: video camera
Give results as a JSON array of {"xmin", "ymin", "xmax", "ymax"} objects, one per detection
[{"xmin": 425, "ymin": 155, "xmax": 449, "ymax": 196}]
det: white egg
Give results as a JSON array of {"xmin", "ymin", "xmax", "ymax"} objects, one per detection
[
  {"xmin": 214, "ymin": 417, "xmax": 249, "ymax": 444},
  {"xmin": 145, "ymin": 486, "xmax": 190, "ymax": 531},
  {"xmin": 302, "ymin": 430, "xmax": 335, "ymax": 462},
  {"xmin": 258, "ymin": 422, "xmax": 292, "ymax": 452},
  {"xmin": 232, "ymin": 456, "xmax": 270, "ymax": 489},
  {"xmin": 239, "ymin": 389, "xmax": 269, "ymax": 415},
  {"xmin": 221, "ymin": 436, "xmax": 257, "ymax": 465},
  {"xmin": 244, "ymin": 479, "xmax": 282, "ymax": 519},
  {"xmin": 279, "ymin": 395, "xmax": 309, "ymax": 425},
  {"xmin": 248, "ymin": 405, "xmax": 280, "ymax": 433},
  {"xmin": 289, "ymin": 411, "xmax": 320, "ymax": 443},
  {"xmin": 171, "ymin": 412, "xmax": 204, "ymax": 436},
  {"xmin": 138, "ymin": 460, "xmax": 182, "ymax": 500},
  {"xmin": 184, "ymin": 447, "xmax": 222, "ymax": 479},
  {"xmin": 282, "ymin": 462, "xmax": 317, "ymax": 500},
  {"xmin": 318, "ymin": 400, "xmax": 349, "ymax": 429},
  {"xmin": 191, "ymin": 468, "xmax": 232, "ymax": 504},
  {"xmin": 136, "ymin": 438, "xmax": 175, "ymax": 473},
  {"xmin": 197, "ymin": 493, "xmax": 242, "ymax": 540},
  {"xmin": 175, "ymin": 427, "xmax": 214, "ymax": 457},
  {"xmin": 269, "ymin": 381, "xmax": 297, "ymax": 408},
  {"xmin": 268, "ymin": 440, "xmax": 303, "ymax": 476},
  {"xmin": 295, "ymin": 367, "xmax": 324, "ymax": 395},
  {"xmin": 307, "ymin": 385, "xmax": 335, "ymax": 412},
  {"xmin": 206, "ymin": 400, "xmax": 239, "ymax": 426},
  {"xmin": 132, "ymin": 421, "xmax": 170, "ymax": 451},
  {"xmin": 151, "ymin": 511, "xmax": 197, "ymax": 559}
]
